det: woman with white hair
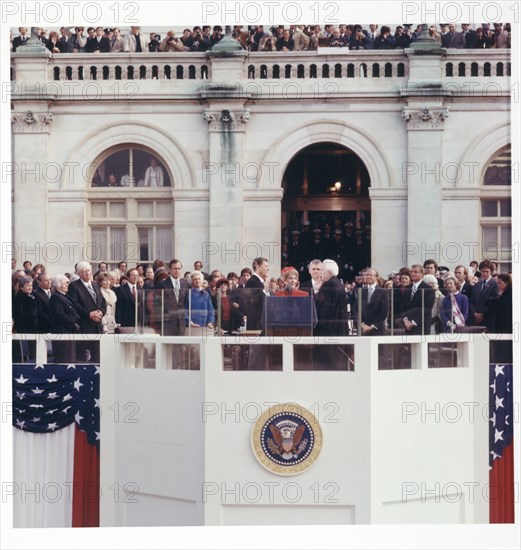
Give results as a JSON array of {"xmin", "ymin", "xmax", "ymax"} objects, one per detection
[
  {"xmin": 439, "ymin": 276, "xmax": 469, "ymax": 333},
  {"xmin": 423, "ymin": 274, "xmax": 445, "ymax": 334},
  {"xmin": 49, "ymin": 274, "xmax": 80, "ymax": 363}
]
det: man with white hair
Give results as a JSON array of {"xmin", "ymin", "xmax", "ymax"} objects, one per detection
[
  {"xmin": 314, "ymin": 259, "xmax": 348, "ymax": 369},
  {"xmin": 68, "ymin": 260, "xmax": 106, "ymax": 361}
]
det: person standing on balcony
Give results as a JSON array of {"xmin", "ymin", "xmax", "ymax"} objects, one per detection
[
  {"xmin": 86, "ymin": 26, "xmax": 111, "ymax": 53},
  {"xmin": 70, "ymin": 26, "xmax": 87, "ymax": 53},
  {"xmin": 110, "ymin": 28, "xmax": 124, "ymax": 52},
  {"xmin": 123, "ymin": 26, "xmax": 147, "ymax": 53},
  {"xmin": 442, "ymin": 24, "xmax": 466, "ymax": 48},
  {"xmin": 12, "ymin": 27, "xmax": 29, "ymax": 52},
  {"xmin": 461, "ymin": 24, "xmax": 478, "ymax": 48},
  {"xmin": 159, "ymin": 30, "xmax": 185, "ymax": 52},
  {"xmin": 373, "ymin": 26, "xmax": 396, "ymax": 49}
]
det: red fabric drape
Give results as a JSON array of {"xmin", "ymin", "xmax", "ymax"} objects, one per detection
[
  {"xmin": 72, "ymin": 426, "xmax": 100, "ymax": 527},
  {"xmin": 489, "ymin": 441, "xmax": 515, "ymax": 523}
]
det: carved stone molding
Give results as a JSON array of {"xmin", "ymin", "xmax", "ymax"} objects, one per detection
[
  {"xmin": 203, "ymin": 109, "xmax": 250, "ymax": 132},
  {"xmin": 11, "ymin": 110, "xmax": 54, "ymax": 133},
  {"xmin": 402, "ymin": 107, "xmax": 449, "ymax": 129}
]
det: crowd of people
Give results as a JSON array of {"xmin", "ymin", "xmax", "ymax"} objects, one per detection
[
  {"xmin": 12, "ymin": 252, "xmax": 513, "ymax": 366},
  {"xmin": 11, "ymin": 23, "xmax": 511, "ymax": 54}
]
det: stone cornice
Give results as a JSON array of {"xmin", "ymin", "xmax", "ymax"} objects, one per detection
[{"xmin": 244, "ymin": 189, "xmax": 284, "ymax": 201}]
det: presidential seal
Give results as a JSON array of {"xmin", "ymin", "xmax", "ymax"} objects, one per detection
[{"xmin": 251, "ymin": 403, "xmax": 322, "ymax": 476}]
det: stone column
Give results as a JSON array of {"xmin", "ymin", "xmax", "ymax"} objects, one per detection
[
  {"xmin": 11, "ymin": 40, "xmax": 53, "ymax": 266},
  {"xmin": 202, "ymin": 107, "xmax": 250, "ymax": 273},
  {"xmin": 402, "ymin": 105, "xmax": 450, "ymax": 266}
]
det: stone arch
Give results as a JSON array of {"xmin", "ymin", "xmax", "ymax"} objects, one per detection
[
  {"xmin": 259, "ymin": 120, "xmax": 393, "ymax": 190},
  {"xmin": 61, "ymin": 120, "xmax": 195, "ymax": 190},
  {"xmin": 457, "ymin": 123, "xmax": 510, "ymax": 188}
]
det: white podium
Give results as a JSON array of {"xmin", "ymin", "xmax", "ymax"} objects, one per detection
[{"xmin": 100, "ymin": 334, "xmax": 490, "ymax": 526}]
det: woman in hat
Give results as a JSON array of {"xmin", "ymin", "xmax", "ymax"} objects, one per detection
[{"xmin": 212, "ymin": 277, "xmax": 245, "ymax": 334}]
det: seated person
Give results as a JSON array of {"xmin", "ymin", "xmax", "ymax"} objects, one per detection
[{"xmin": 439, "ymin": 276, "xmax": 469, "ymax": 332}]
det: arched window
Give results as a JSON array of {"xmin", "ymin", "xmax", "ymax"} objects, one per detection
[
  {"xmin": 91, "ymin": 146, "xmax": 171, "ymax": 188},
  {"xmin": 481, "ymin": 146, "xmax": 511, "ymax": 272},
  {"xmin": 89, "ymin": 146, "xmax": 174, "ymax": 267}
]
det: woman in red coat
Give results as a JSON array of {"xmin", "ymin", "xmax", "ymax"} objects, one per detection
[{"xmin": 275, "ymin": 268, "xmax": 308, "ymax": 297}]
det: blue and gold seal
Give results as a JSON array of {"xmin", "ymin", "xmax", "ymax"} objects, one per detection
[{"xmin": 251, "ymin": 403, "xmax": 323, "ymax": 475}]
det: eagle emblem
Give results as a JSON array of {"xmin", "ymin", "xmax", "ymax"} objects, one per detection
[
  {"xmin": 252, "ymin": 403, "xmax": 323, "ymax": 475},
  {"xmin": 268, "ymin": 420, "xmax": 308, "ymax": 460}
]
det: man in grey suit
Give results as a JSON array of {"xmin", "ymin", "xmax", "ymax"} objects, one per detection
[{"xmin": 442, "ymin": 24, "xmax": 466, "ymax": 48}]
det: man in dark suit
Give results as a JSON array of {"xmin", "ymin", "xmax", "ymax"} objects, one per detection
[
  {"xmin": 86, "ymin": 26, "xmax": 111, "ymax": 52},
  {"xmin": 12, "ymin": 27, "xmax": 29, "ymax": 52},
  {"xmin": 396, "ymin": 264, "xmax": 435, "ymax": 335},
  {"xmin": 68, "ymin": 261, "xmax": 106, "ymax": 362},
  {"xmin": 115, "ymin": 268, "xmax": 140, "ymax": 329},
  {"xmin": 354, "ymin": 268, "xmax": 388, "ymax": 335},
  {"xmin": 300, "ymin": 259, "xmax": 323, "ymax": 296},
  {"xmin": 442, "ymin": 23, "xmax": 466, "ymax": 48},
  {"xmin": 314, "ymin": 259, "xmax": 348, "ymax": 370},
  {"xmin": 244, "ymin": 257, "xmax": 269, "ymax": 370},
  {"xmin": 33, "ymin": 272, "xmax": 53, "ymax": 333},
  {"xmin": 157, "ymin": 259, "xmax": 189, "ymax": 336},
  {"xmin": 461, "ymin": 23, "xmax": 478, "ymax": 48},
  {"xmin": 469, "ymin": 259, "xmax": 499, "ymax": 331}
]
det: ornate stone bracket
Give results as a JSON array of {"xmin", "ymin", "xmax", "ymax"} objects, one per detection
[
  {"xmin": 402, "ymin": 107, "xmax": 449, "ymax": 129},
  {"xmin": 203, "ymin": 109, "xmax": 250, "ymax": 132},
  {"xmin": 11, "ymin": 110, "xmax": 54, "ymax": 133}
]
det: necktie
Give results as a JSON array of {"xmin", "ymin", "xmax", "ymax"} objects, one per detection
[
  {"xmin": 135, "ymin": 34, "xmax": 142, "ymax": 52},
  {"xmin": 132, "ymin": 285, "xmax": 136, "ymax": 300},
  {"xmin": 480, "ymin": 280, "xmax": 487, "ymax": 294},
  {"xmin": 368, "ymin": 286, "xmax": 374, "ymax": 301},
  {"xmin": 410, "ymin": 285, "xmax": 417, "ymax": 300},
  {"xmin": 361, "ymin": 287, "xmax": 368, "ymax": 304},
  {"xmin": 46, "ymin": 290, "xmax": 51, "ymax": 298},
  {"xmin": 87, "ymin": 283, "xmax": 96, "ymax": 301},
  {"xmin": 173, "ymin": 279, "xmax": 179, "ymax": 300}
]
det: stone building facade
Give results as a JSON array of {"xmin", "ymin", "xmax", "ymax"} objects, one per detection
[{"xmin": 11, "ymin": 38, "xmax": 511, "ymax": 276}]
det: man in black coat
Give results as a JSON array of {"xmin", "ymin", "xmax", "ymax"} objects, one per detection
[
  {"xmin": 12, "ymin": 27, "xmax": 29, "ymax": 52},
  {"xmin": 115, "ymin": 268, "xmax": 141, "ymax": 329},
  {"xmin": 33, "ymin": 272, "xmax": 53, "ymax": 333},
  {"xmin": 85, "ymin": 27, "xmax": 111, "ymax": 53},
  {"xmin": 314, "ymin": 259, "xmax": 348, "ymax": 370},
  {"xmin": 353, "ymin": 268, "xmax": 388, "ymax": 335},
  {"xmin": 156, "ymin": 259, "xmax": 189, "ymax": 336},
  {"xmin": 243, "ymin": 257, "xmax": 269, "ymax": 370},
  {"xmin": 395, "ymin": 264, "xmax": 435, "ymax": 335},
  {"xmin": 68, "ymin": 261, "xmax": 106, "ymax": 361},
  {"xmin": 469, "ymin": 259, "xmax": 499, "ymax": 331}
]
